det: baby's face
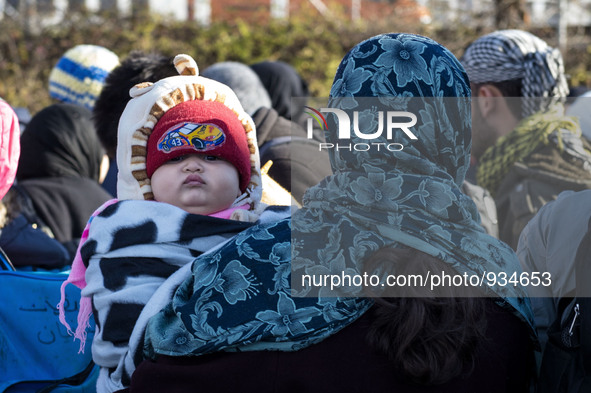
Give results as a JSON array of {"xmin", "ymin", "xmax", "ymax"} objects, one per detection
[{"xmin": 151, "ymin": 154, "xmax": 241, "ymax": 215}]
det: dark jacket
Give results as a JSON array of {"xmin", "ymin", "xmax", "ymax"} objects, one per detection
[
  {"xmin": 0, "ymin": 187, "xmax": 70, "ymax": 268},
  {"xmin": 17, "ymin": 177, "xmax": 111, "ymax": 254},
  {"xmin": 253, "ymin": 107, "xmax": 331, "ymax": 203},
  {"xmin": 15, "ymin": 103, "xmax": 112, "ymax": 256},
  {"xmin": 0, "ymin": 213, "xmax": 70, "ymax": 268}
]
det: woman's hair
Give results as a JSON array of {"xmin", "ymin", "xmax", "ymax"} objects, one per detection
[{"xmin": 363, "ymin": 247, "xmax": 488, "ymax": 385}]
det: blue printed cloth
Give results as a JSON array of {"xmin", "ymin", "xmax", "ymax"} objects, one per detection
[
  {"xmin": 292, "ymin": 33, "xmax": 536, "ymax": 331},
  {"xmin": 144, "ymin": 218, "xmax": 371, "ymax": 358}
]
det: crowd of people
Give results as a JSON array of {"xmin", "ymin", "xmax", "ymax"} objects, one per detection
[{"xmin": 1, "ymin": 27, "xmax": 591, "ymax": 392}]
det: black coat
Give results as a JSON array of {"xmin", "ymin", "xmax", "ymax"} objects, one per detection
[
  {"xmin": 0, "ymin": 213, "xmax": 70, "ymax": 268},
  {"xmin": 125, "ymin": 300, "xmax": 534, "ymax": 393},
  {"xmin": 17, "ymin": 177, "xmax": 111, "ymax": 249}
]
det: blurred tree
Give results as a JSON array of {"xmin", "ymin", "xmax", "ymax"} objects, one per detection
[{"xmin": 493, "ymin": 0, "xmax": 530, "ymax": 28}]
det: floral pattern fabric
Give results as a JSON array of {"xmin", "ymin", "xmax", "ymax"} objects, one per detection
[
  {"xmin": 292, "ymin": 33, "xmax": 536, "ymax": 331},
  {"xmin": 144, "ymin": 218, "xmax": 371, "ymax": 358}
]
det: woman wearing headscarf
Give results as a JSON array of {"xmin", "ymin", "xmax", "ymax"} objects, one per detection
[
  {"xmin": 121, "ymin": 34, "xmax": 536, "ymax": 393},
  {"xmin": 15, "ymin": 103, "xmax": 112, "ymax": 259},
  {"xmin": 290, "ymin": 32, "xmax": 537, "ymax": 390}
]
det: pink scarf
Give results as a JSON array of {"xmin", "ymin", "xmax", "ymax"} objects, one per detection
[{"xmin": 57, "ymin": 199, "xmax": 117, "ymax": 352}]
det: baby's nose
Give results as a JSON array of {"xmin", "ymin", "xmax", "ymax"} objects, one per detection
[{"xmin": 183, "ymin": 155, "xmax": 203, "ymax": 171}]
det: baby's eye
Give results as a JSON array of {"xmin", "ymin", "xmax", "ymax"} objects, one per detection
[
  {"xmin": 168, "ymin": 156, "xmax": 186, "ymax": 162},
  {"xmin": 203, "ymin": 155, "xmax": 219, "ymax": 161}
]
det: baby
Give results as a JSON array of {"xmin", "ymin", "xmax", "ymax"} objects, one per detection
[
  {"xmin": 58, "ymin": 55, "xmax": 289, "ymax": 393},
  {"xmin": 145, "ymin": 97, "xmax": 254, "ymax": 219}
]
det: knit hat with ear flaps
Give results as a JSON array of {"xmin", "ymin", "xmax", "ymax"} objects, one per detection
[{"xmin": 117, "ymin": 54, "xmax": 262, "ymax": 213}]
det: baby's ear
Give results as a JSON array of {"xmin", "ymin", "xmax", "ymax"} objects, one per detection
[{"xmin": 129, "ymin": 82, "xmax": 155, "ymax": 98}]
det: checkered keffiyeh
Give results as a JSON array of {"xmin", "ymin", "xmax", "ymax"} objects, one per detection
[{"xmin": 462, "ymin": 30, "xmax": 569, "ymax": 117}]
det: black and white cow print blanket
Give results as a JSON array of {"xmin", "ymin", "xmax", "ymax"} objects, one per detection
[{"xmin": 67, "ymin": 199, "xmax": 289, "ymax": 393}]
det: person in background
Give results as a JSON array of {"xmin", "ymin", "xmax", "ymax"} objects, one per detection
[
  {"xmin": 517, "ymin": 189, "xmax": 591, "ymax": 351},
  {"xmin": 462, "ymin": 29, "xmax": 591, "ymax": 249},
  {"xmin": 201, "ymin": 61, "xmax": 272, "ymax": 117},
  {"xmin": 0, "ymin": 99, "xmax": 70, "ymax": 268},
  {"xmin": 250, "ymin": 60, "xmax": 310, "ymax": 128},
  {"xmin": 203, "ymin": 61, "xmax": 331, "ymax": 203},
  {"xmin": 49, "ymin": 44, "xmax": 120, "ymax": 111},
  {"xmin": 516, "ymin": 77, "xmax": 591, "ymax": 349},
  {"xmin": 15, "ymin": 103, "xmax": 111, "ymax": 258},
  {"xmin": 93, "ymin": 51, "xmax": 178, "ymax": 196}
]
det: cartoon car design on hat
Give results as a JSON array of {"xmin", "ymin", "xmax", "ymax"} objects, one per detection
[{"xmin": 158, "ymin": 122, "xmax": 225, "ymax": 152}]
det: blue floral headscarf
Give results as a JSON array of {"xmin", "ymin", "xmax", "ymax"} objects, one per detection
[{"xmin": 292, "ymin": 33, "xmax": 535, "ymax": 332}]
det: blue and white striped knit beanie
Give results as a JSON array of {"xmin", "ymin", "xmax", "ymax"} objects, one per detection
[{"xmin": 48, "ymin": 45, "xmax": 120, "ymax": 110}]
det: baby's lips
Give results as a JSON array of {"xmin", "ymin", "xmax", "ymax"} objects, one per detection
[{"xmin": 183, "ymin": 173, "xmax": 205, "ymax": 185}]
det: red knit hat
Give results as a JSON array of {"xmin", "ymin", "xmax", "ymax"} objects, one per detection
[{"xmin": 146, "ymin": 99, "xmax": 251, "ymax": 192}]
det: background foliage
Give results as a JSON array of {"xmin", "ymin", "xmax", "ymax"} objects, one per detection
[{"xmin": 1, "ymin": 9, "xmax": 590, "ymax": 115}]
